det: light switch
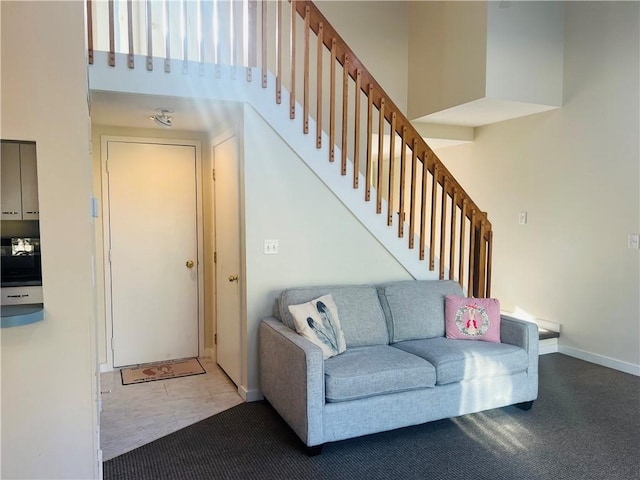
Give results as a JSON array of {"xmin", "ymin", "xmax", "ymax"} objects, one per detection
[
  {"xmin": 518, "ymin": 211, "xmax": 528, "ymax": 225},
  {"xmin": 264, "ymin": 239, "xmax": 279, "ymax": 255},
  {"xmin": 629, "ymin": 234, "xmax": 639, "ymax": 250}
]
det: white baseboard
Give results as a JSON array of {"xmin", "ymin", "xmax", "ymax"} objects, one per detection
[
  {"xmin": 239, "ymin": 385, "xmax": 264, "ymax": 402},
  {"xmin": 559, "ymin": 345, "xmax": 640, "ymax": 376},
  {"xmin": 539, "ymin": 338, "xmax": 559, "ymax": 355}
]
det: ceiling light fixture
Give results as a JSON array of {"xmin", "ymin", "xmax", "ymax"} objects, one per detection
[{"xmin": 150, "ymin": 109, "xmax": 173, "ymax": 127}]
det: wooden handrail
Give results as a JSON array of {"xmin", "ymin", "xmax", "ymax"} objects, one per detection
[
  {"xmin": 292, "ymin": 1, "xmax": 489, "ymax": 230},
  {"xmin": 290, "ymin": 0, "xmax": 492, "ymax": 295},
  {"xmin": 86, "ymin": 0, "xmax": 493, "ymax": 296}
]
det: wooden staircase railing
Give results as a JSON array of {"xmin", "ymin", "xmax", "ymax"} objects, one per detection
[{"xmin": 87, "ymin": 0, "xmax": 492, "ymax": 297}]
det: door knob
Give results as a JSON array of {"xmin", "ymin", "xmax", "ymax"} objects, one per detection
[
  {"xmin": 228, "ymin": 274, "xmax": 239, "ymax": 282},
  {"xmin": 186, "ymin": 260, "xmax": 195, "ymax": 269}
]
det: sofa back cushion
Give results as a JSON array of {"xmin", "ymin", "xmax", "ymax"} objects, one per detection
[
  {"xmin": 276, "ymin": 285, "xmax": 388, "ymax": 347},
  {"xmin": 377, "ymin": 280, "xmax": 463, "ymax": 343}
]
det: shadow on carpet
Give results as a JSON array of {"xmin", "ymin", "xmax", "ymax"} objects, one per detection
[{"xmin": 104, "ymin": 354, "xmax": 640, "ymax": 480}]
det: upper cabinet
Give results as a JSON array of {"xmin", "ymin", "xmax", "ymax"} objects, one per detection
[{"xmin": 1, "ymin": 141, "xmax": 39, "ymax": 220}]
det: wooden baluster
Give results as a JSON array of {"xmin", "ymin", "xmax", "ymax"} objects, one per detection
[
  {"xmin": 398, "ymin": 128, "xmax": 407, "ymax": 238},
  {"xmin": 127, "ymin": 0, "xmax": 135, "ymax": 68},
  {"xmin": 246, "ymin": 0, "xmax": 258, "ymax": 82},
  {"xmin": 429, "ymin": 163, "xmax": 439, "ymax": 270},
  {"xmin": 146, "ymin": 0, "xmax": 152, "ymax": 70},
  {"xmin": 162, "ymin": 0, "xmax": 169, "ymax": 72},
  {"xmin": 459, "ymin": 199, "xmax": 467, "ymax": 289},
  {"xmin": 387, "ymin": 113, "xmax": 396, "ymax": 226},
  {"xmin": 439, "ymin": 176, "xmax": 448, "ymax": 279},
  {"xmin": 365, "ymin": 84, "xmax": 373, "ymax": 201},
  {"xmin": 329, "ymin": 38, "xmax": 336, "ymax": 161},
  {"xmin": 108, "ymin": 0, "xmax": 116, "ymax": 66},
  {"xmin": 341, "ymin": 55, "xmax": 349, "ymax": 176},
  {"xmin": 353, "ymin": 69, "xmax": 362, "ymax": 187},
  {"xmin": 468, "ymin": 209, "xmax": 477, "ymax": 296},
  {"xmin": 87, "ymin": 0, "xmax": 94, "ymax": 64},
  {"xmin": 276, "ymin": 0, "xmax": 282, "ymax": 103},
  {"xmin": 247, "ymin": 0, "xmax": 257, "ymax": 81},
  {"xmin": 261, "ymin": 0, "xmax": 267, "ymax": 87},
  {"xmin": 303, "ymin": 6, "xmax": 310, "ymax": 134},
  {"xmin": 376, "ymin": 98, "xmax": 386, "ymax": 214},
  {"xmin": 408, "ymin": 140, "xmax": 417, "ymax": 249},
  {"xmin": 289, "ymin": 0, "xmax": 296, "ymax": 119},
  {"xmin": 196, "ymin": 0, "xmax": 203, "ymax": 75},
  {"xmin": 214, "ymin": 0, "xmax": 221, "ymax": 77},
  {"xmin": 419, "ymin": 153, "xmax": 428, "ymax": 260},
  {"xmin": 476, "ymin": 216, "xmax": 487, "ymax": 297},
  {"xmin": 316, "ymin": 23, "xmax": 324, "ymax": 148},
  {"xmin": 449, "ymin": 189, "xmax": 458, "ymax": 280},
  {"xmin": 182, "ymin": 0, "xmax": 188, "ymax": 73},
  {"xmin": 229, "ymin": 1, "xmax": 236, "ymax": 77},
  {"xmin": 486, "ymin": 230, "xmax": 493, "ymax": 297}
]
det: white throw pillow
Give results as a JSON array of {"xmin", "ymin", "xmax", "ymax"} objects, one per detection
[{"xmin": 288, "ymin": 294, "xmax": 347, "ymax": 359}]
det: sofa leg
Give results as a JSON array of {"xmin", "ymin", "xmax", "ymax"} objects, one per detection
[
  {"xmin": 305, "ymin": 445, "xmax": 324, "ymax": 456},
  {"xmin": 515, "ymin": 401, "xmax": 534, "ymax": 411}
]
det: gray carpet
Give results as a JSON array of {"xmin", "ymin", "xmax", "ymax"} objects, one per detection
[{"xmin": 104, "ymin": 354, "xmax": 640, "ymax": 480}]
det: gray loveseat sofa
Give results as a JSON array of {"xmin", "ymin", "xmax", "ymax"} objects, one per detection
[{"xmin": 259, "ymin": 280, "xmax": 538, "ymax": 453}]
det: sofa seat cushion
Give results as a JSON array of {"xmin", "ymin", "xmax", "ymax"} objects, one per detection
[
  {"xmin": 324, "ymin": 345, "xmax": 436, "ymax": 403},
  {"xmin": 393, "ymin": 337, "xmax": 528, "ymax": 385}
]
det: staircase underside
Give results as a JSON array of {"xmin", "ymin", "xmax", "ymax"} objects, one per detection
[{"xmin": 89, "ymin": 52, "xmax": 449, "ymax": 283}]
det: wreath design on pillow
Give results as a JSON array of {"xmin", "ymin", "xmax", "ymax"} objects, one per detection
[{"xmin": 455, "ymin": 303, "xmax": 490, "ymax": 337}]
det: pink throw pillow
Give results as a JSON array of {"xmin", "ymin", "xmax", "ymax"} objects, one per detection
[{"xmin": 445, "ymin": 295, "xmax": 501, "ymax": 343}]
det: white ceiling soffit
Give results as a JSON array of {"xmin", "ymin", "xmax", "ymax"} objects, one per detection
[
  {"xmin": 371, "ymin": 134, "xmax": 472, "ymax": 157},
  {"xmin": 414, "ymin": 97, "xmax": 560, "ymax": 128},
  {"xmin": 412, "ymin": 122, "xmax": 474, "ymax": 150},
  {"xmin": 89, "ymin": 91, "xmax": 242, "ymax": 132}
]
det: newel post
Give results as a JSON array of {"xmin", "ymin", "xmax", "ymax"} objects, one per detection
[{"xmin": 472, "ymin": 212, "xmax": 490, "ymax": 298}]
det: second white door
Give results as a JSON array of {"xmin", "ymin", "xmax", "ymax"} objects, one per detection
[
  {"xmin": 214, "ymin": 135, "xmax": 242, "ymax": 386},
  {"xmin": 107, "ymin": 140, "xmax": 199, "ymax": 367}
]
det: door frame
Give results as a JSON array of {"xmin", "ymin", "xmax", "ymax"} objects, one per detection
[{"xmin": 100, "ymin": 135, "xmax": 204, "ymax": 369}]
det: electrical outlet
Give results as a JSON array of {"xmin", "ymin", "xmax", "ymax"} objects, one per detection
[
  {"xmin": 629, "ymin": 234, "xmax": 639, "ymax": 250},
  {"xmin": 264, "ymin": 239, "xmax": 279, "ymax": 255}
]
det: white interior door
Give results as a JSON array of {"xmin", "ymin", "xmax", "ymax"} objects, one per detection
[
  {"xmin": 214, "ymin": 135, "xmax": 242, "ymax": 385},
  {"xmin": 107, "ymin": 141, "xmax": 199, "ymax": 367}
]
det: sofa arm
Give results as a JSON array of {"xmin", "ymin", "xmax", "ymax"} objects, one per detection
[
  {"xmin": 259, "ymin": 318, "xmax": 325, "ymax": 447},
  {"xmin": 500, "ymin": 315, "xmax": 538, "ymax": 354},
  {"xmin": 500, "ymin": 314, "xmax": 539, "ymax": 399}
]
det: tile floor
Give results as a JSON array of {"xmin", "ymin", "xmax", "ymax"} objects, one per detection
[{"xmin": 100, "ymin": 356, "xmax": 243, "ymax": 461}]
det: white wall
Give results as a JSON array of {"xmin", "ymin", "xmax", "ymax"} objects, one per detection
[
  {"xmin": 437, "ymin": 1, "xmax": 640, "ymax": 372},
  {"xmin": 317, "ymin": 0, "xmax": 409, "ymax": 113},
  {"xmin": 1, "ymin": 2, "xmax": 99, "ymax": 479},
  {"xmin": 242, "ymin": 105, "xmax": 412, "ymax": 393}
]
